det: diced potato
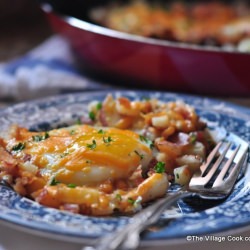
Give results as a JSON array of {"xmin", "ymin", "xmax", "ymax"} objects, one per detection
[
  {"xmin": 152, "ymin": 115, "xmax": 169, "ymax": 128},
  {"xmin": 116, "ymin": 97, "xmax": 141, "ymax": 116},
  {"xmin": 88, "ymin": 100, "xmax": 100, "ymax": 112},
  {"xmin": 184, "ymin": 141, "xmax": 205, "ymax": 159},
  {"xmin": 20, "ymin": 162, "xmax": 38, "ymax": 174},
  {"xmin": 156, "ymin": 152, "xmax": 167, "ymax": 162},
  {"xmin": 131, "ymin": 173, "xmax": 169, "ymax": 202},
  {"xmin": 174, "ymin": 165, "xmax": 192, "ymax": 186},
  {"xmin": 176, "ymin": 155, "xmax": 202, "ymax": 172}
]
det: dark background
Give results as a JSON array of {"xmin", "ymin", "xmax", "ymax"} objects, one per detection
[
  {"xmin": 0, "ymin": 0, "xmax": 53, "ymax": 61},
  {"xmin": 0, "ymin": 0, "xmax": 250, "ymax": 109}
]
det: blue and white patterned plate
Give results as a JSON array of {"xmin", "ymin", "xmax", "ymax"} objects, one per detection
[{"xmin": 0, "ymin": 90, "xmax": 250, "ymax": 245}]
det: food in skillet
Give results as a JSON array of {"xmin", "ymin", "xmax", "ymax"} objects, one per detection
[
  {"xmin": 90, "ymin": 0, "xmax": 250, "ymax": 51},
  {"xmin": 0, "ymin": 95, "xmax": 214, "ymax": 215}
]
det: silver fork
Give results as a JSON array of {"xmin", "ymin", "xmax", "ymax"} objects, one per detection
[{"xmin": 83, "ymin": 137, "xmax": 248, "ymax": 250}]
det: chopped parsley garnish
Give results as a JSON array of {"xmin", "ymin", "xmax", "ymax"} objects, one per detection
[
  {"xmin": 32, "ymin": 132, "xmax": 49, "ymax": 142},
  {"xmin": 96, "ymin": 102, "xmax": 102, "ymax": 110},
  {"xmin": 103, "ymin": 136, "xmax": 113, "ymax": 145},
  {"xmin": 134, "ymin": 150, "xmax": 144, "ymax": 160},
  {"xmin": 127, "ymin": 197, "xmax": 135, "ymax": 205},
  {"xmin": 50, "ymin": 177, "xmax": 60, "ymax": 186},
  {"xmin": 86, "ymin": 140, "xmax": 97, "ymax": 150},
  {"xmin": 67, "ymin": 183, "xmax": 76, "ymax": 188},
  {"xmin": 12, "ymin": 142, "xmax": 26, "ymax": 151},
  {"xmin": 70, "ymin": 130, "xmax": 76, "ymax": 135},
  {"xmin": 115, "ymin": 194, "xmax": 122, "ymax": 201},
  {"xmin": 176, "ymin": 173, "xmax": 180, "ymax": 179},
  {"xmin": 154, "ymin": 162, "xmax": 166, "ymax": 174},
  {"xmin": 189, "ymin": 133, "xmax": 197, "ymax": 144},
  {"xmin": 139, "ymin": 135, "xmax": 154, "ymax": 149},
  {"xmin": 98, "ymin": 129, "xmax": 105, "ymax": 134},
  {"xmin": 60, "ymin": 152, "xmax": 69, "ymax": 158},
  {"xmin": 88, "ymin": 111, "xmax": 96, "ymax": 121}
]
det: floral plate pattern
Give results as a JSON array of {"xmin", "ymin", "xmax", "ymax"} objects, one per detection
[{"xmin": 0, "ymin": 90, "xmax": 250, "ymax": 245}]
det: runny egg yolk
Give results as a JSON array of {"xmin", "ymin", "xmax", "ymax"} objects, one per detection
[{"xmin": 16, "ymin": 125, "xmax": 153, "ymax": 186}]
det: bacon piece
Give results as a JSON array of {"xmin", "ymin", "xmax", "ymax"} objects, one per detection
[
  {"xmin": 99, "ymin": 107, "xmax": 108, "ymax": 126},
  {"xmin": 168, "ymin": 132, "xmax": 190, "ymax": 146},
  {"xmin": 156, "ymin": 132, "xmax": 190, "ymax": 158},
  {"xmin": 0, "ymin": 146, "xmax": 18, "ymax": 176}
]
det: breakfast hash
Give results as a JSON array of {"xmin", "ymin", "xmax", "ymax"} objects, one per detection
[
  {"xmin": 90, "ymin": 0, "xmax": 250, "ymax": 50},
  {"xmin": 0, "ymin": 95, "xmax": 214, "ymax": 215}
]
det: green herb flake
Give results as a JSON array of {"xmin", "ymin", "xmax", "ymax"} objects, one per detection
[
  {"xmin": 89, "ymin": 111, "xmax": 96, "ymax": 121},
  {"xmin": 12, "ymin": 142, "xmax": 26, "ymax": 151},
  {"xmin": 70, "ymin": 130, "xmax": 76, "ymax": 135},
  {"xmin": 154, "ymin": 162, "xmax": 166, "ymax": 174},
  {"xmin": 96, "ymin": 102, "xmax": 102, "ymax": 110},
  {"xmin": 115, "ymin": 194, "xmax": 122, "ymax": 201},
  {"xmin": 176, "ymin": 173, "xmax": 180, "ymax": 179},
  {"xmin": 98, "ymin": 129, "xmax": 105, "ymax": 134},
  {"xmin": 86, "ymin": 160, "xmax": 92, "ymax": 164},
  {"xmin": 60, "ymin": 152, "xmax": 69, "ymax": 158},
  {"xmin": 189, "ymin": 133, "xmax": 197, "ymax": 144},
  {"xmin": 32, "ymin": 135, "xmax": 42, "ymax": 142},
  {"xmin": 32, "ymin": 132, "xmax": 49, "ymax": 142},
  {"xmin": 139, "ymin": 135, "xmax": 154, "ymax": 149},
  {"xmin": 86, "ymin": 140, "xmax": 97, "ymax": 150},
  {"xmin": 134, "ymin": 150, "xmax": 144, "ymax": 160},
  {"xmin": 127, "ymin": 197, "xmax": 135, "ymax": 205},
  {"xmin": 67, "ymin": 183, "xmax": 76, "ymax": 188},
  {"xmin": 50, "ymin": 177, "xmax": 60, "ymax": 186},
  {"xmin": 44, "ymin": 132, "xmax": 49, "ymax": 139},
  {"xmin": 103, "ymin": 136, "xmax": 113, "ymax": 145}
]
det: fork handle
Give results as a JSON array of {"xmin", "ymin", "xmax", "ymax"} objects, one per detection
[{"xmin": 82, "ymin": 190, "xmax": 192, "ymax": 250}]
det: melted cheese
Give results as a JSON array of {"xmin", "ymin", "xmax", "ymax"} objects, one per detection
[{"xmin": 8, "ymin": 125, "xmax": 153, "ymax": 186}]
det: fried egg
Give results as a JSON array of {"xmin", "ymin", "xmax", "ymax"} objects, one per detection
[{"xmin": 6, "ymin": 125, "xmax": 153, "ymax": 187}]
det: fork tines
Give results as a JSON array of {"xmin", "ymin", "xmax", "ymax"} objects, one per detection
[{"xmin": 190, "ymin": 140, "xmax": 246, "ymax": 193}]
